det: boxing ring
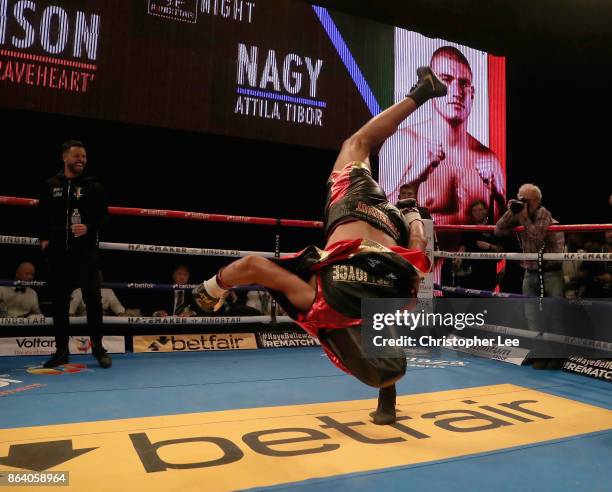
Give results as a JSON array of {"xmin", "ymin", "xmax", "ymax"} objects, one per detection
[{"xmin": 0, "ymin": 195, "xmax": 611, "ymax": 491}]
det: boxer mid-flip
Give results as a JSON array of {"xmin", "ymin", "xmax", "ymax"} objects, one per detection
[{"xmin": 194, "ymin": 67, "xmax": 447, "ymax": 424}]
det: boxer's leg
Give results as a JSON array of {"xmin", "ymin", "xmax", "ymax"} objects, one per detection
[
  {"xmin": 332, "ymin": 67, "xmax": 447, "ymax": 174},
  {"xmin": 319, "ymin": 326, "xmax": 407, "ymax": 388},
  {"xmin": 371, "ymin": 385, "xmax": 397, "ymax": 425},
  {"xmin": 194, "ymin": 255, "xmax": 315, "ymax": 313}
]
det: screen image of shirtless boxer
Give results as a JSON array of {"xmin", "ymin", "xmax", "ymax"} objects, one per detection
[{"xmin": 379, "ymin": 30, "xmax": 506, "ymax": 226}]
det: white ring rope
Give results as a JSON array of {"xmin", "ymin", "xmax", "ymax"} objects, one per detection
[
  {"xmin": 3, "ymin": 235, "xmax": 611, "ymax": 261},
  {"xmin": 0, "ymin": 315, "xmax": 294, "ymax": 326},
  {"xmin": 0, "ymin": 236, "xmax": 279, "ymax": 258},
  {"xmin": 434, "ymin": 250, "xmax": 612, "ymax": 261},
  {"xmin": 476, "ymin": 323, "xmax": 612, "ymax": 352}
]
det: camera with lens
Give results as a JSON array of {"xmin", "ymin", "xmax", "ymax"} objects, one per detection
[{"xmin": 508, "ymin": 198, "xmax": 527, "ymax": 214}]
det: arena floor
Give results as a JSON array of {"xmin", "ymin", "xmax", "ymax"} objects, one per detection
[{"xmin": 1, "ymin": 347, "xmax": 610, "ymax": 491}]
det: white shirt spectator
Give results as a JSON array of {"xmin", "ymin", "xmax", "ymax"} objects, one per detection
[
  {"xmin": 70, "ymin": 288, "xmax": 125, "ymax": 316},
  {"xmin": 0, "ymin": 286, "xmax": 42, "ymax": 318},
  {"xmin": 246, "ymin": 290, "xmax": 279, "ymax": 315}
]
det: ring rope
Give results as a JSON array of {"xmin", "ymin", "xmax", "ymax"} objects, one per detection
[
  {"xmin": 0, "ymin": 315, "xmax": 293, "ymax": 326},
  {"xmin": 3, "ymin": 195, "xmax": 610, "ymax": 232},
  {"xmin": 2, "ymin": 236, "xmax": 611, "ymax": 261}
]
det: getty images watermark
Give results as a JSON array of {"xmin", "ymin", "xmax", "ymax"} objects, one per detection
[
  {"xmin": 360, "ymin": 298, "xmax": 523, "ymax": 359},
  {"xmin": 361, "ymin": 297, "xmax": 612, "ymax": 359},
  {"xmin": 370, "ymin": 305, "xmax": 519, "ymax": 349}
]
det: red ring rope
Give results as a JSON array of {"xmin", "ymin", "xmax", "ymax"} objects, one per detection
[
  {"xmin": 2, "ymin": 195, "xmax": 611, "ymax": 232},
  {"xmin": 0, "ymin": 196, "xmax": 323, "ymax": 229}
]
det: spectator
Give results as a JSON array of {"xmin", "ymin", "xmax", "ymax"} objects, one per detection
[
  {"xmin": 562, "ymin": 233, "xmax": 586, "ymax": 299},
  {"xmin": 0, "ymin": 262, "xmax": 43, "ymax": 318},
  {"xmin": 152, "ymin": 265, "xmax": 201, "ymax": 317},
  {"xmin": 70, "ymin": 283, "xmax": 126, "ymax": 316},
  {"xmin": 223, "ymin": 290, "xmax": 262, "ymax": 316},
  {"xmin": 453, "ymin": 200, "xmax": 502, "ymax": 291},
  {"xmin": 578, "ymin": 231, "xmax": 612, "ymax": 298}
]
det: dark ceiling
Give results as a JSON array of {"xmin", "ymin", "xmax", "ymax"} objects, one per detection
[{"xmin": 302, "ymin": 0, "xmax": 612, "ymax": 57}]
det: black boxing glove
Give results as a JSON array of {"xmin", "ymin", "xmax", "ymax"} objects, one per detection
[
  {"xmin": 396, "ymin": 198, "xmax": 417, "ymax": 210},
  {"xmin": 397, "ymin": 198, "xmax": 422, "ymax": 225},
  {"xmin": 508, "ymin": 199, "xmax": 526, "ymax": 214},
  {"xmin": 406, "ymin": 67, "xmax": 448, "ymax": 107}
]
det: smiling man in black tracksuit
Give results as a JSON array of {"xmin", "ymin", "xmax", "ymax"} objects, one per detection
[{"xmin": 39, "ymin": 140, "xmax": 112, "ymax": 369}]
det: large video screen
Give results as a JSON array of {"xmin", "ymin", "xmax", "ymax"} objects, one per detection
[
  {"xmin": 379, "ymin": 29, "xmax": 506, "ymax": 224},
  {"xmin": 0, "ymin": 1, "xmax": 504, "ymax": 167}
]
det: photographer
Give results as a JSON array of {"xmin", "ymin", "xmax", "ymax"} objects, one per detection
[
  {"xmin": 495, "ymin": 184, "xmax": 565, "ymax": 296},
  {"xmin": 495, "ymin": 184, "xmax": 565, "ymax": 369}
]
